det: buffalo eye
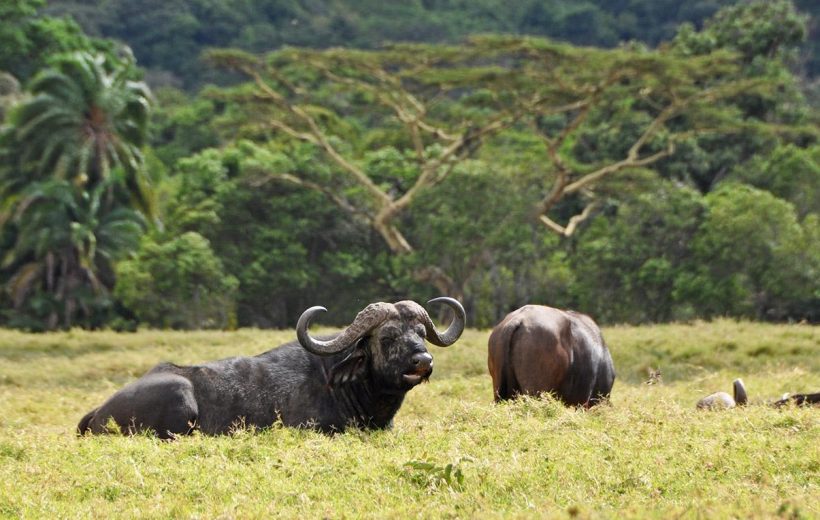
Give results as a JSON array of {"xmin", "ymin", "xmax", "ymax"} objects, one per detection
[
  {"xmin": 379, "ymin": 326, "xmax": 401, "ymax": 345},
  {"xmin": 415, "ymin": 324, "xmax": 426, "ymax": 338}
]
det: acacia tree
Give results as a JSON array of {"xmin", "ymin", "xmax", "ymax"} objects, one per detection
[
  {"xmin": 205, "ymin": 35, "xmax": 791, "ymax": 301},
  {"xmin": 206, "ymin": 45, "xmax": 526, "ymax": 296},
  {"xmin": 456, "ymin": 35, "xmax": 797, "ymax": 238}
]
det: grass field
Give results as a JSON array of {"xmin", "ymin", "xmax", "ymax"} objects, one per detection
[{"xmin": 0, "ymin": 321, "xmax": 818, "ymax": 518}]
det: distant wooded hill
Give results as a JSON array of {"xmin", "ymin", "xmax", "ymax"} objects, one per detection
[{"xmin": 44, "ymin": 0, "xmax": 818, "ymax": 89}]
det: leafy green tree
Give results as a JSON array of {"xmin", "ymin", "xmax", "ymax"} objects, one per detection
[
  {"xmin": 207, "ymin": 45, "xmax": 516, "ymax": 295},
  {"xmin": 482, "ymin": 35, "xmax": 762, "ymax": 237},
  {"xmin": 0, "ymin": 0, "xmax": 114, "ymax": 83},
  {"xmin": 115, "ymin": 232, "xmax": 238, "ymax": 329},
  {"xmin": 570, "ymin": 181, "xmax": 705, "ymax": 323},
  {"xmin": 729, "ymin": 144, "xmax": 820, "ymax": 218},
  {"xmin": 155, "ymin": 143, "xmax": 394, "ymax": 328},
  {"xmin": 676, "ymin": 183, "xmax": 818, "ymax": 320},
  {"xmin": 148, "ymin": 87, "xmax": 221, "ymax": 167},
  {"xmin": 672, "ymin": 0, "xmax": 807, "ymax": 63},
  {"xmin": 407, "ymin": 160, "xmax": 575, "ymax": 327},
  {"xmin": 197, "ymin": 24, "xmax": 810, "ymax": 320},
  {"xmin": 0, "ymin": 51, "xmax": 153, "ymax": 330},
  {"xmin": 662, "ymin": 0, "xmax": 813, "ymax": 193}
]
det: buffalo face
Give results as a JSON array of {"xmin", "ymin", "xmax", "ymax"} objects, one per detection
[
  {"xmin": 371, "ymin": 318, "xmax": 433, "ymax": 391},
  {"xmin": 297, "ymin": 297, "xmax": 465, "ymax": 392}
]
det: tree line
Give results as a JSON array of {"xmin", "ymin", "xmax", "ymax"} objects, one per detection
[
  {"xmin": 40, "ymin": 0, "xmax": 820, "ymax": 90},
  {"xmin": 0, "ymin": 0, "xmax": 818, "ymax": 330}
]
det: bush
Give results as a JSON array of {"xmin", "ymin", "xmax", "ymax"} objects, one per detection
[{"xmin": 115, "ymin": 232, "xmax": 238, "ymax": 329}]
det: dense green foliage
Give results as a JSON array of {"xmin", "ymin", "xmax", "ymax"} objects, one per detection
[
  {"xmin": 1, "ymin": 0, "xmax": 818, "ymax": 330},
  {"xmin": 0, "ymin": 323, "xmax": 817, "ymax": 516},
  {"xmin": 0, "ymin": 0, "xmax": 115, "ymax": 84},
  {"xmin": 115, "ymin": 232, "xmax": 238, "ymax": 329}
]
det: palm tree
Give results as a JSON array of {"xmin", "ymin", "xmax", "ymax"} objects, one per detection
[
  {"xmin": 7, "ymin": 51, "xmax": 154, "ymax": 215},
  {"xmin": 2, "ymin": 179, "xmax": 144, "ymax": 329},
  {"xmin": 0, "ymin": 51, "xmax": 152, "ymax": 329}
]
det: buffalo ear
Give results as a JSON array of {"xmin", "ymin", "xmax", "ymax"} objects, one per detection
[{"xmin": 328, "ymin": 341, "xmax": 368, "ymax": 387}]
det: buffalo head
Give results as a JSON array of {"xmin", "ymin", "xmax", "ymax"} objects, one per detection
[{"xmin": 297, "ymin": 297, "xmax": 466, "ymax": 392}]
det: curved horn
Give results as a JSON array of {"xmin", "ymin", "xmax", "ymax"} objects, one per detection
[
  {"xmin": 297, "ymin": 302, "xmax": 394, "ymax": 356},
  {"xmin": 421, "ymin": 297, "xmax": 466, "ymax": 347},
  {"xmin": 733, "ymin": 378, "xmax": 747, "ymax": 406}
]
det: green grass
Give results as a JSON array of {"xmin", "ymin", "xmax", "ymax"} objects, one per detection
[{"xmin": 0, "ymin": 321, "xmax": 818, "ymax": 518}]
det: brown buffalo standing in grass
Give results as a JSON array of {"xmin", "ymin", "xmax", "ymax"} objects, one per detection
[{"xmin": 488, "ymin": 305, "xmax": 615, "ymax": 406}]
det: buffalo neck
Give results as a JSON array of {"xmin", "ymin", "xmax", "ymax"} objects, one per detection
[{"xmin": 329, "ymin": 377, "xmax": 405, "ymax": 430}]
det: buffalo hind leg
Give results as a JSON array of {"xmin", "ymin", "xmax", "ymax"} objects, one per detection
[
  {"xmin": 83, "ymin": 373, "xmax": 199, "ymax": 439},
  {"xmin": 77, "ymin": 407, "xmax": 99, "ymax": 435},
  {"xmin": 587, "ymin": 354, "xmax": 615, "ymax": 407}
]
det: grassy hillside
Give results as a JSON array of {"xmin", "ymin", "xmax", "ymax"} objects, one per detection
[{"xmin": 0, "ymin": 322, "xmax": 818, "ymax": 518}]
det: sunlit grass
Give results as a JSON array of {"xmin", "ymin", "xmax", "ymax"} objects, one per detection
[{"xmin": 0, "ymin": 321, "xmax": 818, "ymax": 518}]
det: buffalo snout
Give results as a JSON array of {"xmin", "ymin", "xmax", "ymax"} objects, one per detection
[
  {"xmin": 411, "ymin": 351, "xmax": 433, "ymax": 370},
  {"xmin": 403, "ymin": 351, "xmax": 434, "ymax": 384}
]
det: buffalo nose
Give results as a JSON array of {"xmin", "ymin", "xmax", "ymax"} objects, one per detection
[{"xmin": 411, "ymin": 352, "xmax": 433, "ymax": 370}]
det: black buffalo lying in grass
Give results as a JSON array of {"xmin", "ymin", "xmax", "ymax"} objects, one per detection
[
  {"xmin": 774, "ymin": 392, "xmax": 820, "ymax": 407},
  {"xmin": 78, "ymin": 298, "xmax": 465, "ymax": 438},
  {"xmin": 487, "ymin": 305, "xmax": 615, "ymax": 406}
]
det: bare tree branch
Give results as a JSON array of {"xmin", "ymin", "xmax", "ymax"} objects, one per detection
[
  {"xmin": 314, "ymin": 61, "xmax": 460, "ymax": 146},
  {"xmin": 533, "ymin": 96, "xmax": 682, "ymax": 233},
  {"xmin": 244, "ymin": 65, "xmax": 393, "ymax": 208},
  {"xmin": 538, "ymin": 200, "xmax": 600, "ymax": 237},
  {"xmin": 382, "ymin": 114, "xmax": 515, "ymax": 224},
  {"xmin": 247, "ymin": 172, "xmax": 366, "ymax": 217},
  {"xmin": 268, "ymin": 120, "xmax": 317, "ymax": 144},
  {"xmin": 564, "ymin": 143, "xmax": 675, "ymax": 195}
]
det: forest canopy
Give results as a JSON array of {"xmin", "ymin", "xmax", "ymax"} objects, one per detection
[{"xmin": 0, "ymin": 0, "xmax": 818, "ymax": 330}]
